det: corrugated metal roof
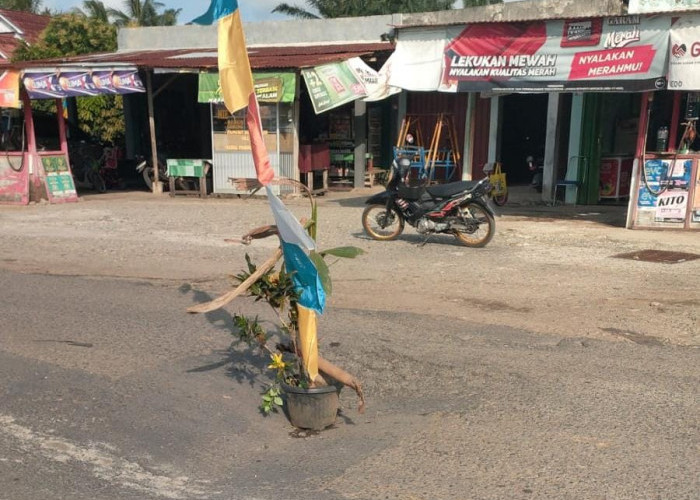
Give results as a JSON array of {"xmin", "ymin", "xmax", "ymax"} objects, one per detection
[
  {"xmin": 5, "ymin": 42, "xmax": 393, "ymax": 71},
  {"xmin": 0, "ymin": 8, "xmax": 50, "ymax": 61},
  {"xmin": 0, "ymin": 9, "xmax": 50, "ymax": 42}
]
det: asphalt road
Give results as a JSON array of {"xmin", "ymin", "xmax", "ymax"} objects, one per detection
[{"xmin": 1, "ymin": 269, "xmax": 698, "ymax": 500}]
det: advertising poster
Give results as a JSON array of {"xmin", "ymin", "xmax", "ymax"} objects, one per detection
[
  {"xmin": 655, "ymin": 189, "xmax": 689, "ymax": 220},
  {"xmin": 0, "ymin": 155, "xmax": 28, "ymax": 205},
  {"xmin": 24, "ymin": 69, "xmax": 145, "ymax": 99},
  {"xmin": 301, "ymin": 60, "xmax": 367, "ymax": 114},
  {"xmin": 600, "ymin": 158, "xmax": 620, "ymax": 198},
  {"xmin": 440, "ymin": 15, "xmax": 670, "ymax": 93},
  {"xmin": 668, "ymin": 15, "xmax": 700, "ymax": 91},
  {"xmin": 198, "ymin": 72, "xmax": 296, "ymax": 104},
  {"xmin": 56, "ymin": 71, "xmax": 99, "ymax": 97},
  {"xmin": 41, "ymin": 155, "xmax": 78, "ymax": 203},
  {"xmin": 0, "ymin": 70, "xmax": 20, "ymax": 108},
  {"xmin": 638, "ymin": 159, "xmax": 692, "ymax": 222}
]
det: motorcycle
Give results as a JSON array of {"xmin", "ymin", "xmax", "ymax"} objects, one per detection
[
  {"xmin": 527, "ymin": 154, "xmax": 544, "ymax": 192},
  {"xmin": 362, "ymin": 156, "xmax": 496, "ymax": 247},
  {"xmin": 135, "ymin": 154, "xmax": 167, "ymax": 191}
]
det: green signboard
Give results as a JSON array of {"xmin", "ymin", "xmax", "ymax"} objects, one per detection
[
  {"xmin": 166, "ymin": 158, "xmax": 206, "ymax": 177},
  {"xmin": 198, "ymin": 72, "xmax": 296, "ymax": 104},
  {"xmin": 301, "ymin": 60, "xmax": 368, "ymax": 114},
  {"xmin": 41, "ymin": 155, "xmax": 78, "ymax": 202}
]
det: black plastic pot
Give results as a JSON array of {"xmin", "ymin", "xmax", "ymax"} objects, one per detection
[{"xmin": 282, "ymin": 383, "xmax": 339, "ymax": 430}]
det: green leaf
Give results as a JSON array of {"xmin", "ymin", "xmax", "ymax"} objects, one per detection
[
  {"xmin": 309, "ymin": 251, "xmax": 331, "ymax": 295},
  {"xmin": 320, "ymin": 246, "xmax": 365, "ymax": 259},
  {"xmin": 273, "ymin": 396, "xmax": 283, "ymax": 406}
]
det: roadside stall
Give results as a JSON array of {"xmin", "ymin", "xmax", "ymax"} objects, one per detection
[
  {"xmin": 198, "ymin": 71, "xmax": 297, "ymax": 195},
  {"xmin": 628, "ymin": 14, "xmax": 700, "ymax": 230},
  {"xmin": 0, "ymin": 66, "xmax": 145, "ymax": 205}
]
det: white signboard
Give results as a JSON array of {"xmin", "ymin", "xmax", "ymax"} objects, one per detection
[
  {"xmin": 668, "ymin": 15, "xmax": 700, "ymax": 90},
  {"xmin": 629, "ymin": 0, "xmax": 699, "ymax": 14},
  {"xmin": 655, "ymin": 190, "xmax": 688, "ymax": 220}
]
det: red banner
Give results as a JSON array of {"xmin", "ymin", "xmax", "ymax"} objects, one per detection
[{"xmin": 442, "ymin": 15, "xmax": 670, "ymax": 93}]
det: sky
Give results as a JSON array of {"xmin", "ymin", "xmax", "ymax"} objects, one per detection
[{"xmin": 42, "ymin": 0, "xmax": 290, "ymax": 24}]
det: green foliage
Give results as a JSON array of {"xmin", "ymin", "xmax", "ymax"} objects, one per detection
[
  {"xmin": 0, "ymin": 0, "xmax": 43, "ymax": 13},
  {"xmin": 272, "ymin": 0, "xmax": 456, "ymax": 18},
  {"xmin": 108, "ymin": 0, "xmax": 181, "ymax": 27},
  {"xmin": 260, "ymin": 386, "xmax": 283, "ymax": 414},
  {"xmin": 232, "ymin": 314, "xmax": 268, "ymax": 348},
  {"xmin": 12, "ymin": 15, "xmax": 122, "ymax": 145},
  {"xmin": 234, "ymin": 254, "xmax": 299, "ymax": 312},
  {"xmin": 12, "ymin": 14, "xmax": 116, "ymax": 61},
  {"xmin": 76, "ymin": 95, "xmax": 124, "ymax": 145},
  {"xmin": 320, "ymin": 246, "xmax": 366, "ymax": 259}
]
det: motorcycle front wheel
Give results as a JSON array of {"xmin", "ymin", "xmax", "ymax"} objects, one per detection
[
  {"xmin": 452, "ymin": 202, "xmax": 495, "ymax": 247},
  {"xmin": 362, "ymin": 204, "xmax": 404, "ymax": 240}
]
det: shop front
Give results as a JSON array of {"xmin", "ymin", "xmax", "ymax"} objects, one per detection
[
  {"xmin": 386, "ymin": 13, "xmax": 675, "ymax": 208},
  {"xmin": 198, "ymin": 72, "xmax": 297, "ymax": 195},
  {"xmin": 0, "ymin": 66, "xmax": 145, "ymax": 205}
]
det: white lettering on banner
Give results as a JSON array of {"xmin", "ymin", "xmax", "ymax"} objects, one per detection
[
  {"xmin": 507, "ymin": 54, "xmax": 557, "ymax": 67},
  {"xmin": 587, "ymin": 62, "xmax": 644, "ymax": 76},
  {"xmin": 579, "ymin": 50, "xmax": 635, "ymax": 64},
  {"xmin": 449, "ymin": 68, "xmax": 490, "ymax": 77},
  {"xmin": 604, "ymin": 28, "xmax": 641, "ymax": 49},
  {"xmin": 608, "ymin": 16, "xmax": 640, "ymax": 26},
  {"xmin": 450, "ymin": 55, "xmax": 507, "ymax": 67}
]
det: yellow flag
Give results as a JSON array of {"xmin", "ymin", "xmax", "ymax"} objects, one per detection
[{"xmin": 296, "ymin": 304, "xmax": 319, "ymax": 383}]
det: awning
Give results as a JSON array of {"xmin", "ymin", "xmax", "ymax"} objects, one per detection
[
  {"xmin": 21, "ymin": 67, "xmax": 145, "ymax": 99},
  {"xmin": 389, "ymin": 14, "xmax": 672, "ymax": 93},
  {"xmin": 198, "ymin": 72, "xmax": 296, "ymax": 103}
]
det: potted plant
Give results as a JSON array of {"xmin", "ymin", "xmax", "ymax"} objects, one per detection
[{"xmin": 188, "ymin": 182, "xmax": 365, "ymax": 430}]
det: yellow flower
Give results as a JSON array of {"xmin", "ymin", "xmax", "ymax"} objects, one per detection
[{"xmin": 268, "ymin": 352, "xmax": 286, "ymax": 372}]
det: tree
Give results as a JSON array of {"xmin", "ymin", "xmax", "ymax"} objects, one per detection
[
  {"xmin": 107, "ymin": 0, "xmax": 181, "ymax": 27},
  {"xmin": 0, "ymin": 0, "xmax": 43, "ymax": 13},
  {"xmin": 72, "ymin": 0, "xmax": 110, "ymax": 23},
  {"xmin": 272, "ymin": 0, "xmax": 455, "ymax": 19},
  {"xmin": 12, "ymin": 15, "xmax": 124, "ymax": 145}
]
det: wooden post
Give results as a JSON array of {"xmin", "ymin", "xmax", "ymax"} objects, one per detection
[
  {"xmin": 145, "ymin": 71, "xmax": 161, "ymax": 194},
  {"xmin": 353, "ymin": 99, "xmax": 367, "ymax": 189}
]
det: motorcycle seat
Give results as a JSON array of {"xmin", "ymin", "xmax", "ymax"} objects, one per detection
[{"xmin": 426, "ymin": 180, "xmax": 478, "ymax": 199}]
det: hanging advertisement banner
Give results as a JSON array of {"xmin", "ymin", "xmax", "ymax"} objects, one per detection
[
  {"xmin": 668, "ymin": 15, "xmax": 700, "ymax": 90},
  {"xmin": 22, "ymin": 68, "xmax": 145, "ymax": 99},
  {"xmin": 419, "ymin": 15, "xmax": 671, "ymax": 93},
  {"xmin": 0, "ymin": 70, "xmax": 20, "ymax": 108},
  {"xmin": 198, "ymin": 72, "xmax": 296, "ymax": 104},
  {"xmin": 629, "ymin": 0, "xmax": 698, "ymax": 14},
  {"xmin": 301, "ymin": 59, "xmax": 368, "ymax": 114}
]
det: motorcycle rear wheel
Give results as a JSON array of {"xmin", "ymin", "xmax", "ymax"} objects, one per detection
[
  {"xmin": 362, "ymin": 204, "xmax": 404, "ymax": 240},
  {"xmin": 452, "ymin": 202, "xmax": 495, "ymax": 247}
]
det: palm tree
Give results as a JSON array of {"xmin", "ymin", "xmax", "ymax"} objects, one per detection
[
  {"xmin": 72, "ymin": 0, "xmax": 110, "ymax": 23},
  {"xmin": 108, "ymin": 0, "xmax": 180, "ymax": 27},
  {"xmin": 272, "ymin": 0, "xmax": 454, "ymax": 19},
  {"xmin": 0, "ymin": 0, "xmax": 43, "ymax": 13}
]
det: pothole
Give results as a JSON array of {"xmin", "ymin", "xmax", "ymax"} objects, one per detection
[{"xmin": 612, "ymin": 249, "xmax": 700, "ymax": 264}]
